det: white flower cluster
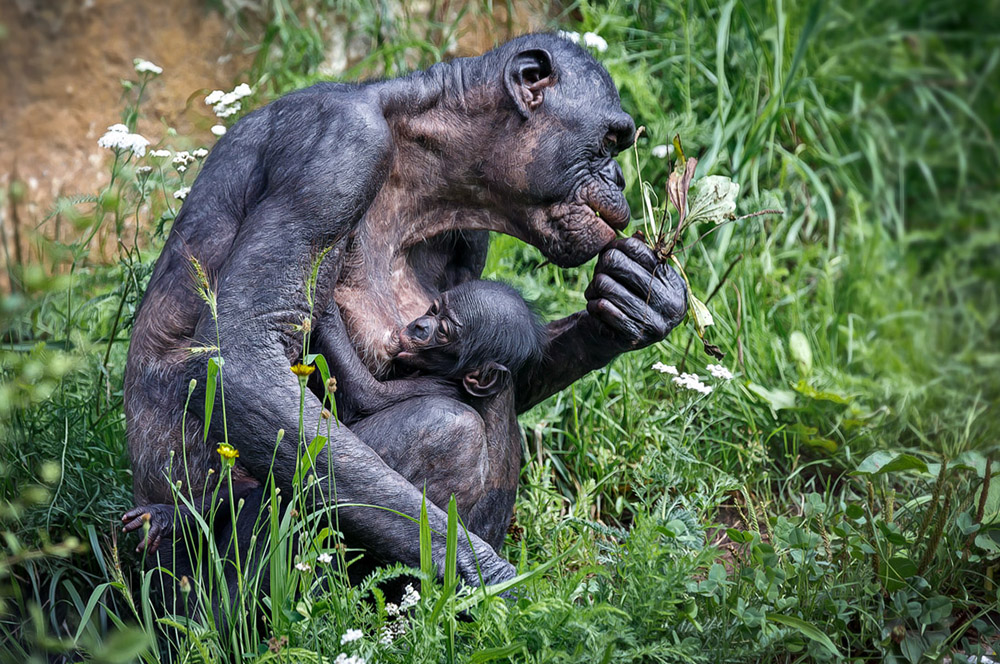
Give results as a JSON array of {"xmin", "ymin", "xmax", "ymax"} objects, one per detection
[
  {"xmin": 173, "ymin": 186, "xmax": 191, "ymax": 200},
  {"xmin": 707, "ymin": 364, "xmax": 734, "ymax": 381},
  {"xmin": 558, "ymin": 30, "xmax": 609, "ymax": 53},
  {"xmin": 340, "ymin": 628, "xmax": 363, "ymax": 644},
  {"xmin": 400, "ymin": 583, "xmax": 420, "ymax": 610},
  {"xmin": 672, "ymin": 372, "xmax": 713, "ymax": 395},
  {"xmin": 380, "ymin": 584, "xmax": 420, "ymax": 644},
  {"xmin": 172, "ymin": 151, "xmax": 196, "ymax": 172},
  {"xmin": 652, "ymin": 362, "xmax": 679, "ymax": 375},
  {"xmin": 294, "ymin": 561, "xmax": 311, "ymax": 572},
  {"xmin": 205, "ymin": 83, "xmax": 252, "ymax": 119},
  {"xmin": 136, "ymin": 166, "xmax": 152, "ymax": 175},
  {"xmin": 334, "ymin": 654, "xmax": 365, "ymax": 664},
  {"xmin": 651, "ymin": 144, "xmax": 673, "ymax": 159},
  {"xmin": 149, "ymin": 149, "xmax": 171, "ymax": 159},
  {"xmin": 192, "ymin": 147, "xmax": 209, "ymax": 159},
  {"xmin": 98, "ymin": 124, "xmax": 150, "ymax": 157},
  {"xmin": 211, "ymin": 124, "xmax": 227, "ymax": 137},
  {"xmin": 133, "ymin": 59, "xmax": 163, "ymax": 75},
  {"xmin": 317, "ymin": 552, "xmax": 333, "ymax": 564}
]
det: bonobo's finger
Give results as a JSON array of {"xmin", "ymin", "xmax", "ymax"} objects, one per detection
[
  {"xmin": 122, "ymin": 512, "xmax": 150, "ymax": 534},
  {"xmin": 587, "ymin": 297, "xmax": 642, "ymax": 342},
  {"xmin": 121, "ymin": 506, "xmax": 148, "ymax": 523},
  {"xmin": 605, "ymin": 236, "xmax": 659, "ymax": 273},
  {"xmin": 138, "ymin": 527, "xmax": 163, "ymax": 554},
  {"xmin": 586, "ymin": 273, "xmax": 667, "ymax": 330},
  {"xmin": 593, "ymin": 248, "xmax": 672, "ymax": 309}
]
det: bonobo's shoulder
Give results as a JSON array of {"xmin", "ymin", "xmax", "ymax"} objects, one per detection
[{"xmin": 255, "ymin": 82, "xmax": 390, "ymax": 155}]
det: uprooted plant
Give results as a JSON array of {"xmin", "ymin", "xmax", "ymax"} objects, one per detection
[{"xmin": 631, "ymin": 131, "xmax": 783, "ymax": 359}]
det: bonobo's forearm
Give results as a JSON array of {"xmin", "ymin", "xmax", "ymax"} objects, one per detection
[
  {"xmin": 514, "ymin": 311, "xmax": 622, "ymax": 413},
  {"xmin": 514, "ymin": 238, "xmax": 689, "ymax": 413}
]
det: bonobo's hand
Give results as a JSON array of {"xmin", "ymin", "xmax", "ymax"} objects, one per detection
[
  {"xmin": 121, "ymin": 504, "xmax": 177, "ymax": 553},
  {"xmin": 585, "ymin": 237, "xmax": 687, "ymax": 351}
]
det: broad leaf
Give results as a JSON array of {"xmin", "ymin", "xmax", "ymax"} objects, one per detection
[
  {"xmin": 853, "ymin": 451, "xmax": 928, "ymax": 476},
  {"xmin": 687, "ymin": 175, "xmax": 740, "ymax": 225},
  {"xmin": 746, "ymin": 382, "xmax": 797, "ymax": 412}
]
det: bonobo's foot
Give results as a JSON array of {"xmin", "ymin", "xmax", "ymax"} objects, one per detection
[{"xmin": 121, "ymin": 504, "xmax": 179, "ymax": 553}]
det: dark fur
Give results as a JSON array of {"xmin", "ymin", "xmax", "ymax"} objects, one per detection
[{"xmin": 123, "ymin": 34, "xmax": 688, "ymax": 595}]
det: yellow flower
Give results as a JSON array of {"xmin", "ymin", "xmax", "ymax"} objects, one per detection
[
  {"xmin": 290, "ymin": 363, "xmax": 316, "ymax": 377},
  {"xmin": 217, "ymin": 443, "xmax": 239, "ymax": 460}
]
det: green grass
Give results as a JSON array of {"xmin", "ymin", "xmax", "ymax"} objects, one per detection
[{"xmin": 2, "ymin": 0, "xmax": 999, "ymax": 661}]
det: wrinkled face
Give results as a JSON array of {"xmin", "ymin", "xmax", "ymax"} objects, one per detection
[
  {"xmin": 391, "ymin": 281, "xmax": 542, "ymax": 378},
  {"xmin": 483, "ymin": 36, "xmax": 636, "ymax": 268},
  {"xmin": 393, "ymin": 293, "xmax": 464, "ymax": 376}
]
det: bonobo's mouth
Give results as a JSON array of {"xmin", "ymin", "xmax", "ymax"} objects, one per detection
[{"xmin": 528, "ymin": 179, "xmax": 630, "ymax": 268}]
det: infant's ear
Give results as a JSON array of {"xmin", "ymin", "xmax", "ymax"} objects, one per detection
[{"xmin": 462, "ymin": 361, "xmax": 511, "ymax": 398}]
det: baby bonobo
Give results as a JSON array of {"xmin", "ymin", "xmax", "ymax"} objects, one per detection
[
  {"xmin": 326, "ymin": 280, "xmax": 546, "ymax": 550},
  {"xmin": 123, "ymin": 280, "xmax": 544, "ymax": 554}
]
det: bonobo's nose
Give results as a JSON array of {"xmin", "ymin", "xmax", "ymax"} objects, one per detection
[
  {"xmin": 407, "ymin": 317, "xmax": 433, "ymax": 342},
  {"xmin": 601, "ymin": 160, "xmax": 626, "ymax": 191}
]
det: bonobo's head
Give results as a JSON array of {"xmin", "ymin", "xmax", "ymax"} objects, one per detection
[
  {"xmin": 479, "ymin": 33, "xmax": 636, "ymax": 268},
  {"xmin": 392, "ymin": 281, "xmax": 545, "ymax": 398}
]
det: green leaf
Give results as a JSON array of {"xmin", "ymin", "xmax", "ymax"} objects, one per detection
[
  {"xmin": 419, "ymin": 491, "xmax": 433, "ymax": 599},
  {"xmin": 789, "ymin": 331, "xmax": 812, "ymax": 375},
  {"xmin": 746, "ymin": 382, "xmax": 797, "ymax": 412},
  {"xmin": 292, "ymin": 435, "xmax": 328, "ymax": 486},
  {"xmin": 879, "ymin": 556, "xmax": 917, "ymax": 592},
  {"xmin": 853, "ymin": 451, "xmax": 928, "ymax": 476},
  {"xmin": 767, "ymin": 614, "xmax": 843, "ymax": 659},
  {"xmin": 920, "ymin": 596, "xmax": 952, "ymax": 626},
  {"xmin": 203, "ymin": 355, "xmax": 223, "ymax": 442},
  {"xmin": 793, "ymin": 380, "xmax": 850, "ymax": 405},
  {"xmin": 469, "ymin": 643, "xmax": 527, "ymax": 663},
  {"xmin": 687, "ymin": 175, "xmax": 740, "ymax": 224},
  {"xmin": 726, "ymin": 528, "xmax": 753, "ymax": 543}
]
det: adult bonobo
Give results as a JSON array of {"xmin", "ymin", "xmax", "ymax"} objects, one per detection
[{"xmin": 124, "ymin": 33, "xmax": 687, "ymax": 588}]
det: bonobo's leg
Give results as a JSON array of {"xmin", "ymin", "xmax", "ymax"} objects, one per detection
[{"xmin": 344, "ymin": 395, "xmax": 520, "ymax": 584}]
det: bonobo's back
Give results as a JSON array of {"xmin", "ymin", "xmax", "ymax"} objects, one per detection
[{"xmin": 124, "ymin": 81, "xmax": 377, "ymax": 504}]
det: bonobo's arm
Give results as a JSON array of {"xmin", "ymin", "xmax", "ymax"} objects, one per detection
[
  {"xmin": 515, "ymin": 237, "xmax": 687, "ymax": 412},
  {"xmin": 313, "ymin": 309, "xmax": 459, "ymax": 424}
]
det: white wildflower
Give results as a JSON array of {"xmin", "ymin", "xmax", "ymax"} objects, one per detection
[
  {"xmin": 294, "ymin": 561, "xmax": 311, "ymax": 572},
  {"xmin": 340, "ymin": 628, "xmax": 363, "ymax": 644},
  {"xmin": 558, "ymin": 30, "xmax": 581, "ymax": 44},
  {"xmin": 173, "ymin": 186, "xmax": 191, "ymax": 200},
  {"xmin": 210, "ymin": 124, "xmax": 227, "ymax": 137},
  {"xmin": 672, "ymin": 372, "xmax": 713, "ymax": 395},
  {"xmin": 149, "ymin": 149, "xmax": 171, "ymax": 159},
  {"xmin": 135, "ymin": 166, "xmax": 152, "ymax": 175},
  {"xmin": 334, "ymin": 654, "xmax": 365, "ymax": 664},
  {"xmin": 133, "ymin": 59, "xmax": 162, "ymax": 75},
  {"xmin": 385, "ymin": 602, "xmax": 400, "ymax": 617},
  {"xmin": 400, "ymin": 583, "xmax": 420, "ymax": 610},
  {"xmin": 205, "ymin": 90, "xmax": 226, "ymax": 105},
  {"xmin": 651, "ymin": 144, "xmax": 673, "ymax": 159},
  {"xmin": 98, "ymin": 124, "xmax": 149, "ymax": 157},
  {"xmin": 172, "ymin": 151, "xmax": 195, "ymax": 172},
  {"xmin": 191, "ymin": 147, "xmax": 209, "ymax": 159},
  {"xmin": 582, "ymin": 32, "xmax": 608, "ymax": 52},
  {"xmin": 652, "ymin": 362, "xmax": 679, "ymax": 375},
  {"xmin": 317, "ymin": 552, "xmax": 333, "ymax": 564},
  {"xmin": 213, "ymin": 101, "xmax": 241, "ymax": 118},
  {"xmin": 231, "ymin": 83, "xmax": 252, "ymax": 99},
  {"xmin": 707, "ymin": 364, "xmax": 734, "ymax": 381}
]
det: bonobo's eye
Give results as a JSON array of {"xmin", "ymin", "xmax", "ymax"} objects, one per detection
[{"xmin": 428, "ymin": 300, "xmax": 440, "ymax": 315}]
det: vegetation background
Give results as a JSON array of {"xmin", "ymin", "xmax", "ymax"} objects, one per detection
[{"xmin": 1, "ymin": 0, "xmax": 998, "ymax": 661}]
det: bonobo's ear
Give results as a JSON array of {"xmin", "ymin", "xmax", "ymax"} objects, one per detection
[
  {"xmin": 505, "ymin": 48, "xmax": 555, "ymax": 119},
  {"xmin": 462, "ymin": 361, "xmax": 511, "ymax": 398}
]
